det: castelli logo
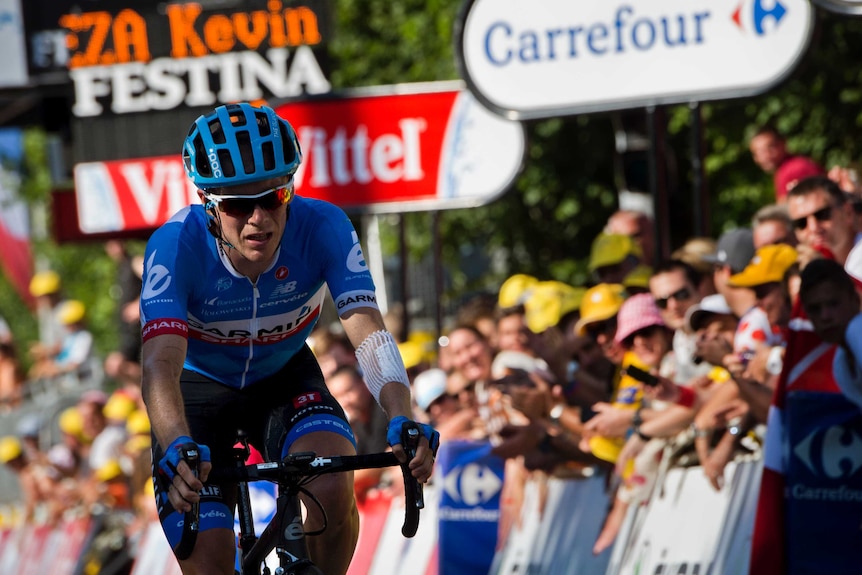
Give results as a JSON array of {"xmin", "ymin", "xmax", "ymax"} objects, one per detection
[{"xmin": 275, "ymin": 266, "xmax": 289, "ymax": 280}]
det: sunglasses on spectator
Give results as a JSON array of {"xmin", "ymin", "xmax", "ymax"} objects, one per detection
[
  {"xmin": 791, "ymin": 205, "xmax": 833, "ymax": 231},
  {"xmin": 204, "ymin": 182, "xmax": 294, "ymax": 217},
  {"xmin": 654, "ymin": 287, "xmax": 692, "ymax": 309}
]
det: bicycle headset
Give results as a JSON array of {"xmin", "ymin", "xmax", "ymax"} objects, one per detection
[{"xmin": 182, "ymin": 102, "xmax": 303, "ymax": 190}]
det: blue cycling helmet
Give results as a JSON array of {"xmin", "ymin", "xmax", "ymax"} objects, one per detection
[{"xmin": 182, "ymin": 103, "xmax": 302, "ymax": 190}]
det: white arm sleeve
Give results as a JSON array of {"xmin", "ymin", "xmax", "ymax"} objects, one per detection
[{"xmin": 354, "ymin": 330, "xmax": 411, "ymax": 403}]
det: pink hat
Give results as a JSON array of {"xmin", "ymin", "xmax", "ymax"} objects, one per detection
[{"xmin": 614, "ymin": 293, "xmax": 666, "ymax": 344}]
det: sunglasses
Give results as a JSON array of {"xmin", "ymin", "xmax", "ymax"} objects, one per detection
[
  {"xmin": 654, "ymin": 287, "xmax": 692, "ymax": 309},
  {"xmin": 204, "ymin": 182, "xmax": 294, "ymax": 217},
  {"xmin": 791, "ymin": 205, "xmax": 833, "ymax": 231}
]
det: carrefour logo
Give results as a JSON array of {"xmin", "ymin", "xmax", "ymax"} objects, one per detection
[
  {"xmin": 442, "ymin": 463, "xmax": 502, "ymax": 506},
  {"xmin": 793, "ymin": 424, "xmax": 862, "ymax": 479},
  {"xmin": 732, "ymin": 0, "xmax": 787, "ymax": 35},
  {"xmin": 458, "ymin": 0, "xmax": 813, "ymax": 119}
]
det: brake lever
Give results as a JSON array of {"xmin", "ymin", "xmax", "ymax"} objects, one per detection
[
  {"xmin": 403, "ymin": 425, "xmax": 425, "ymax": 510},
  {"xmin": 173, "ymin": 443, "xmax": 201, "ymax": 560}
]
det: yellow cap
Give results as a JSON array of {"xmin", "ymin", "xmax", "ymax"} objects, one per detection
[
  {"xmin": 126, "ymin": 410, "xmax": 151, "ymax": 435},
  {"xmin": 622, "ymin": 264, "xmax": 653, "ymax": 290},
  {"xmin": 588, "ymin": 234, "xmax": 641, "ymax": 271},
  {"xmin": 728, "ymin": 244, "xmax": 798, "ymax": 288},
  {"xmin": 58, "ymin": 300, "xmax": 86, "ymax": 325},
  {"xmin": 524, "ymin": 281, "xmax": 586, "ymax": 334},
  {"xmin": 398, "ymin": 341, "xmax": 424, "ymax": 370},
  {"xmin": 408, "ymin": 330, "xmax": 437, "ymax": 363},
  {"xmin": 498, "ymin": 274, "xmax": 539, "ymax": 308},
  {"xmin": 0, "ymin": 436, "xmax": 22, "ymax": 464},
  {"xmin": 29, "ymin": 271, "xmax": 61, "ymax": 297},
  {"xmin": 58, "ymin": 406, "xmax": 84, "ymax": 437},
  {"xmin": 125, "ymin": 435, "xmax": 152, "ymax": 453},
  {"xmin": 95, "ymin": 459, "xmax": 124, "ymax": 482},
  {"xmin": 575, "ymin": 284, "xmax": 627, "ymax": 335},
  {"xmin": 103, "ymin": 392, "xmax": 137, "ymax": 421}
]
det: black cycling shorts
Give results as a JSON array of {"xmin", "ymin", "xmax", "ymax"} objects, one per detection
[{"xmin": 152, "ymin": 344, "xmax": 356, "ymax": 548}]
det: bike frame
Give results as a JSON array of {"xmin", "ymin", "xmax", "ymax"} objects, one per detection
[{"xmin": 176, "ymin": 425, "xmax": 423, "ymax": 575}]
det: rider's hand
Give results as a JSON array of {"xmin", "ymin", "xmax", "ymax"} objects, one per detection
[
  {"xmin": 386, "ymin": 416, "xmax": 439, "ymax": 484},
  {"xmin": 158, "ymin": 436, "xmax": 213, "ymax": 513}
]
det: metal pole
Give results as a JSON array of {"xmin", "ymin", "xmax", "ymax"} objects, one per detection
[
  {"xmin": 689, "ymin": 102, "xmax": 709, "ymax": 238},
  {"xmin": 646, "ymin": 106, "xmax": 671, "ymax": 259},
  {"xmin": 398, "ymin": 214, "xmax": 409, "ymax": 341},
  {"xmin": 432, "ymin": 210, "xmax": 443, "ymax": 341}
]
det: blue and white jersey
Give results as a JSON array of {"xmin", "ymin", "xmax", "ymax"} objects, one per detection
[{"xmin": 140, "ymin": 196, "xmax": 377, "ymax": 388}]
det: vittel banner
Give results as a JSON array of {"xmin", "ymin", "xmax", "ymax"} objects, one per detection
[
  {"xmin": 72, "ymin": 82, "xmax": 525, "ymax": 234},
  {"xmin": 456, "ymin": 0, "xmax": 814, "ymax": 119}
]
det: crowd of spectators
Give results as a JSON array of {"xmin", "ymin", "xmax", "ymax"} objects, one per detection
[{"xmin": 1, "ymin": 130, "xmax": 861, "ymax": 572}]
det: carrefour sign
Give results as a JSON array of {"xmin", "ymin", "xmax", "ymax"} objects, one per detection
[{"xmin": 456, "ymin": 0, "xmax": 814, "ymax": 119}]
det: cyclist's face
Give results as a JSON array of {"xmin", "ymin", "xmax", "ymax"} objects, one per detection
[{"xmin": 202, "ymin": 176, "xmax": 291, "ymax": 276}]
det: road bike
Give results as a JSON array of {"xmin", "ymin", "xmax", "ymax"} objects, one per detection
[{"xmin": 173, "ymin": 423, "xmax": 424, "ymax": 575}]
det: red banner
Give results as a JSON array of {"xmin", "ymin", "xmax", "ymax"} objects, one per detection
[{"xmin": 71, "ymin": 83, "xmax": 524, "ymax": 236}]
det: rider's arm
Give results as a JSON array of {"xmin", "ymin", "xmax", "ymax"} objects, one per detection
[
  {"xmin": 339, "ymin": 307, "xmax": 413, "ymax": 421},
  {"xmin": 141, "ymin": 333, "xmax": 191, "ymax": 449}
]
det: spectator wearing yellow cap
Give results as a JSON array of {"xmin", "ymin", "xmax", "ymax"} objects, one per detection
[
  {"xmin": 1, "ymin": 435, "xmax": 63, "ymax": 524},
  {"xmin": 522, "ymin": 280, "xmax": 586, "ymax": 384},
  {"xmin": 28, "ymin": 270, "xmax": 69, "ymax": 380},
  {"xmin": 29, "ymin": 300, "xmax": 96, "ymax": 383},
  {"xmin": 498, "ymin": 274, "xmax": 539, "ymax": 309},
  {"xmin": 589, "ymin": 233, "xmax": 643, "ymax": 284},
  {"xmin": 606, "ymin": 209, "xmax": 656, "ymax": 267}
]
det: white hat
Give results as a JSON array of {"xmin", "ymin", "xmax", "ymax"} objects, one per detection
[
  {"xmin": 685, "ymin": 294, "xmax": 733, "ymax": 332},
  {"xmin": 413, "ymin": 369, "xmax": 448, "ymax": 411}
]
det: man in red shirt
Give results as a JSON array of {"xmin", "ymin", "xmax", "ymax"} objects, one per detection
[{"xmin": 749, "ymin": 126, "xmax": 824, "ymax": 203}]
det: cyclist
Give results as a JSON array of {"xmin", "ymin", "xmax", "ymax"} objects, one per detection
[{"xmin": 140, "ymin": 103, "xmax": 439, "ymax": 575}]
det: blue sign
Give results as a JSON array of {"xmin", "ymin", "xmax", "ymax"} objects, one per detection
[
  {"xmin": 786, "ymin": 391, "xmax": 862, "ymax": 573},
  {"xmin": 437, "ymin": 439, "xmax": 505, "ymax": 575}
]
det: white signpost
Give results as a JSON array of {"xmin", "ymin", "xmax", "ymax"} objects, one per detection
[{"xmin": 457, "ymin": 0, "xmax": 815, "ymax": 120}]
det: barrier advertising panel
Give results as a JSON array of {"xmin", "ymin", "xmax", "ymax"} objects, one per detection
[
  {"xmin": 457, "ymin": 0, "xmax": 814, "ymax": 119},
  {"xmin": 71, "ymin": 82, "xmax": 525, "ymax": 234}
]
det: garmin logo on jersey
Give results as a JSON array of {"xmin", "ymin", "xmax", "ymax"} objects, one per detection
[
  {"xmin": 335, "ymin": 291, "xmax": 377, "ymax": 314},
  {"xmin": 346, "ymin": 231, "xmax": 368, "ymax": 273},
  {"xmin": 188, "ymin": 304, "xmax": 318, "ymax": 343},
  {"xmin": 143, "ymin": 251, "xmax": 172, "ymax": 299}
]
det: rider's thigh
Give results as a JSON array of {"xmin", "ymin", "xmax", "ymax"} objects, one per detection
[
  {"xmin": 291, "ymin": 431, "xmax": 357, "ymax": 522},
  {"xmin": 178, "ymin": 527, "xmax": 236, "ymax": 575}
]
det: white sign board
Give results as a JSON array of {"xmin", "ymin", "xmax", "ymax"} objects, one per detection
[
  {"xmin": 811, "ymin": 0, "xmax": 862, "ymax": 13},
  {"xmin": 457, "ymin": 0, "xmax": 814, "ymax": 119},
  {"xmin": 0, "ymin": 0, "xmax": 28, "ymax": 88}
]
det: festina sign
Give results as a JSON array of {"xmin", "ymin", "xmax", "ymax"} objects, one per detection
[
  {"xmin": 456, "ymin": 0, "xmax": 814, "ymax": 119},
  {"xmin": 52, "ymin": 1, "xmax": 331, "ymax": 117},
  {"xmin": 71, "ymin": 82, "xmax": 525, "ymax": 234}
]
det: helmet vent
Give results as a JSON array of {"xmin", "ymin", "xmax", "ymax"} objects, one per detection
[
  {"xmin": 218, "ymin": 149, "xmax": 236, "ymax": 178},
  {"xmin": 236, "ymin": 131, "xmax": 253, "ymax": 175}
]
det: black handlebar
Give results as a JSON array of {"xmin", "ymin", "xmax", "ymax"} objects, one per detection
[
  {"xmin": 172, "ymin": 443, "xmax": 202, "ymax": 561},
  {"xmin": 175, "ymin": 423, "xmax": 426, "ymax": 561}
]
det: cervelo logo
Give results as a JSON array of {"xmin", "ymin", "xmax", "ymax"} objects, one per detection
[
  {"xmin": 793, "ymin": 423, "xmax": 862, "ymax": 479},
  {"xmin": 442, "ymin": 463, "xmax": 502, "ymax": 505},
  {"xmin": 347, "ymin": 231, "xmax": 368, "ymax": 273},
  {"xmin": 732, "ymin": 0, "xmax": 788, "ymax": 35},
  {"xmin": 143, "ymin": 251, "xmax": 171, "ymax": 299}
]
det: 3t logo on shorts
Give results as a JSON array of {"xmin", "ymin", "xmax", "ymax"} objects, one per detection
[{"xmin": 293, "ymin": 392, "xmax": 322, "ymax": 408}]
